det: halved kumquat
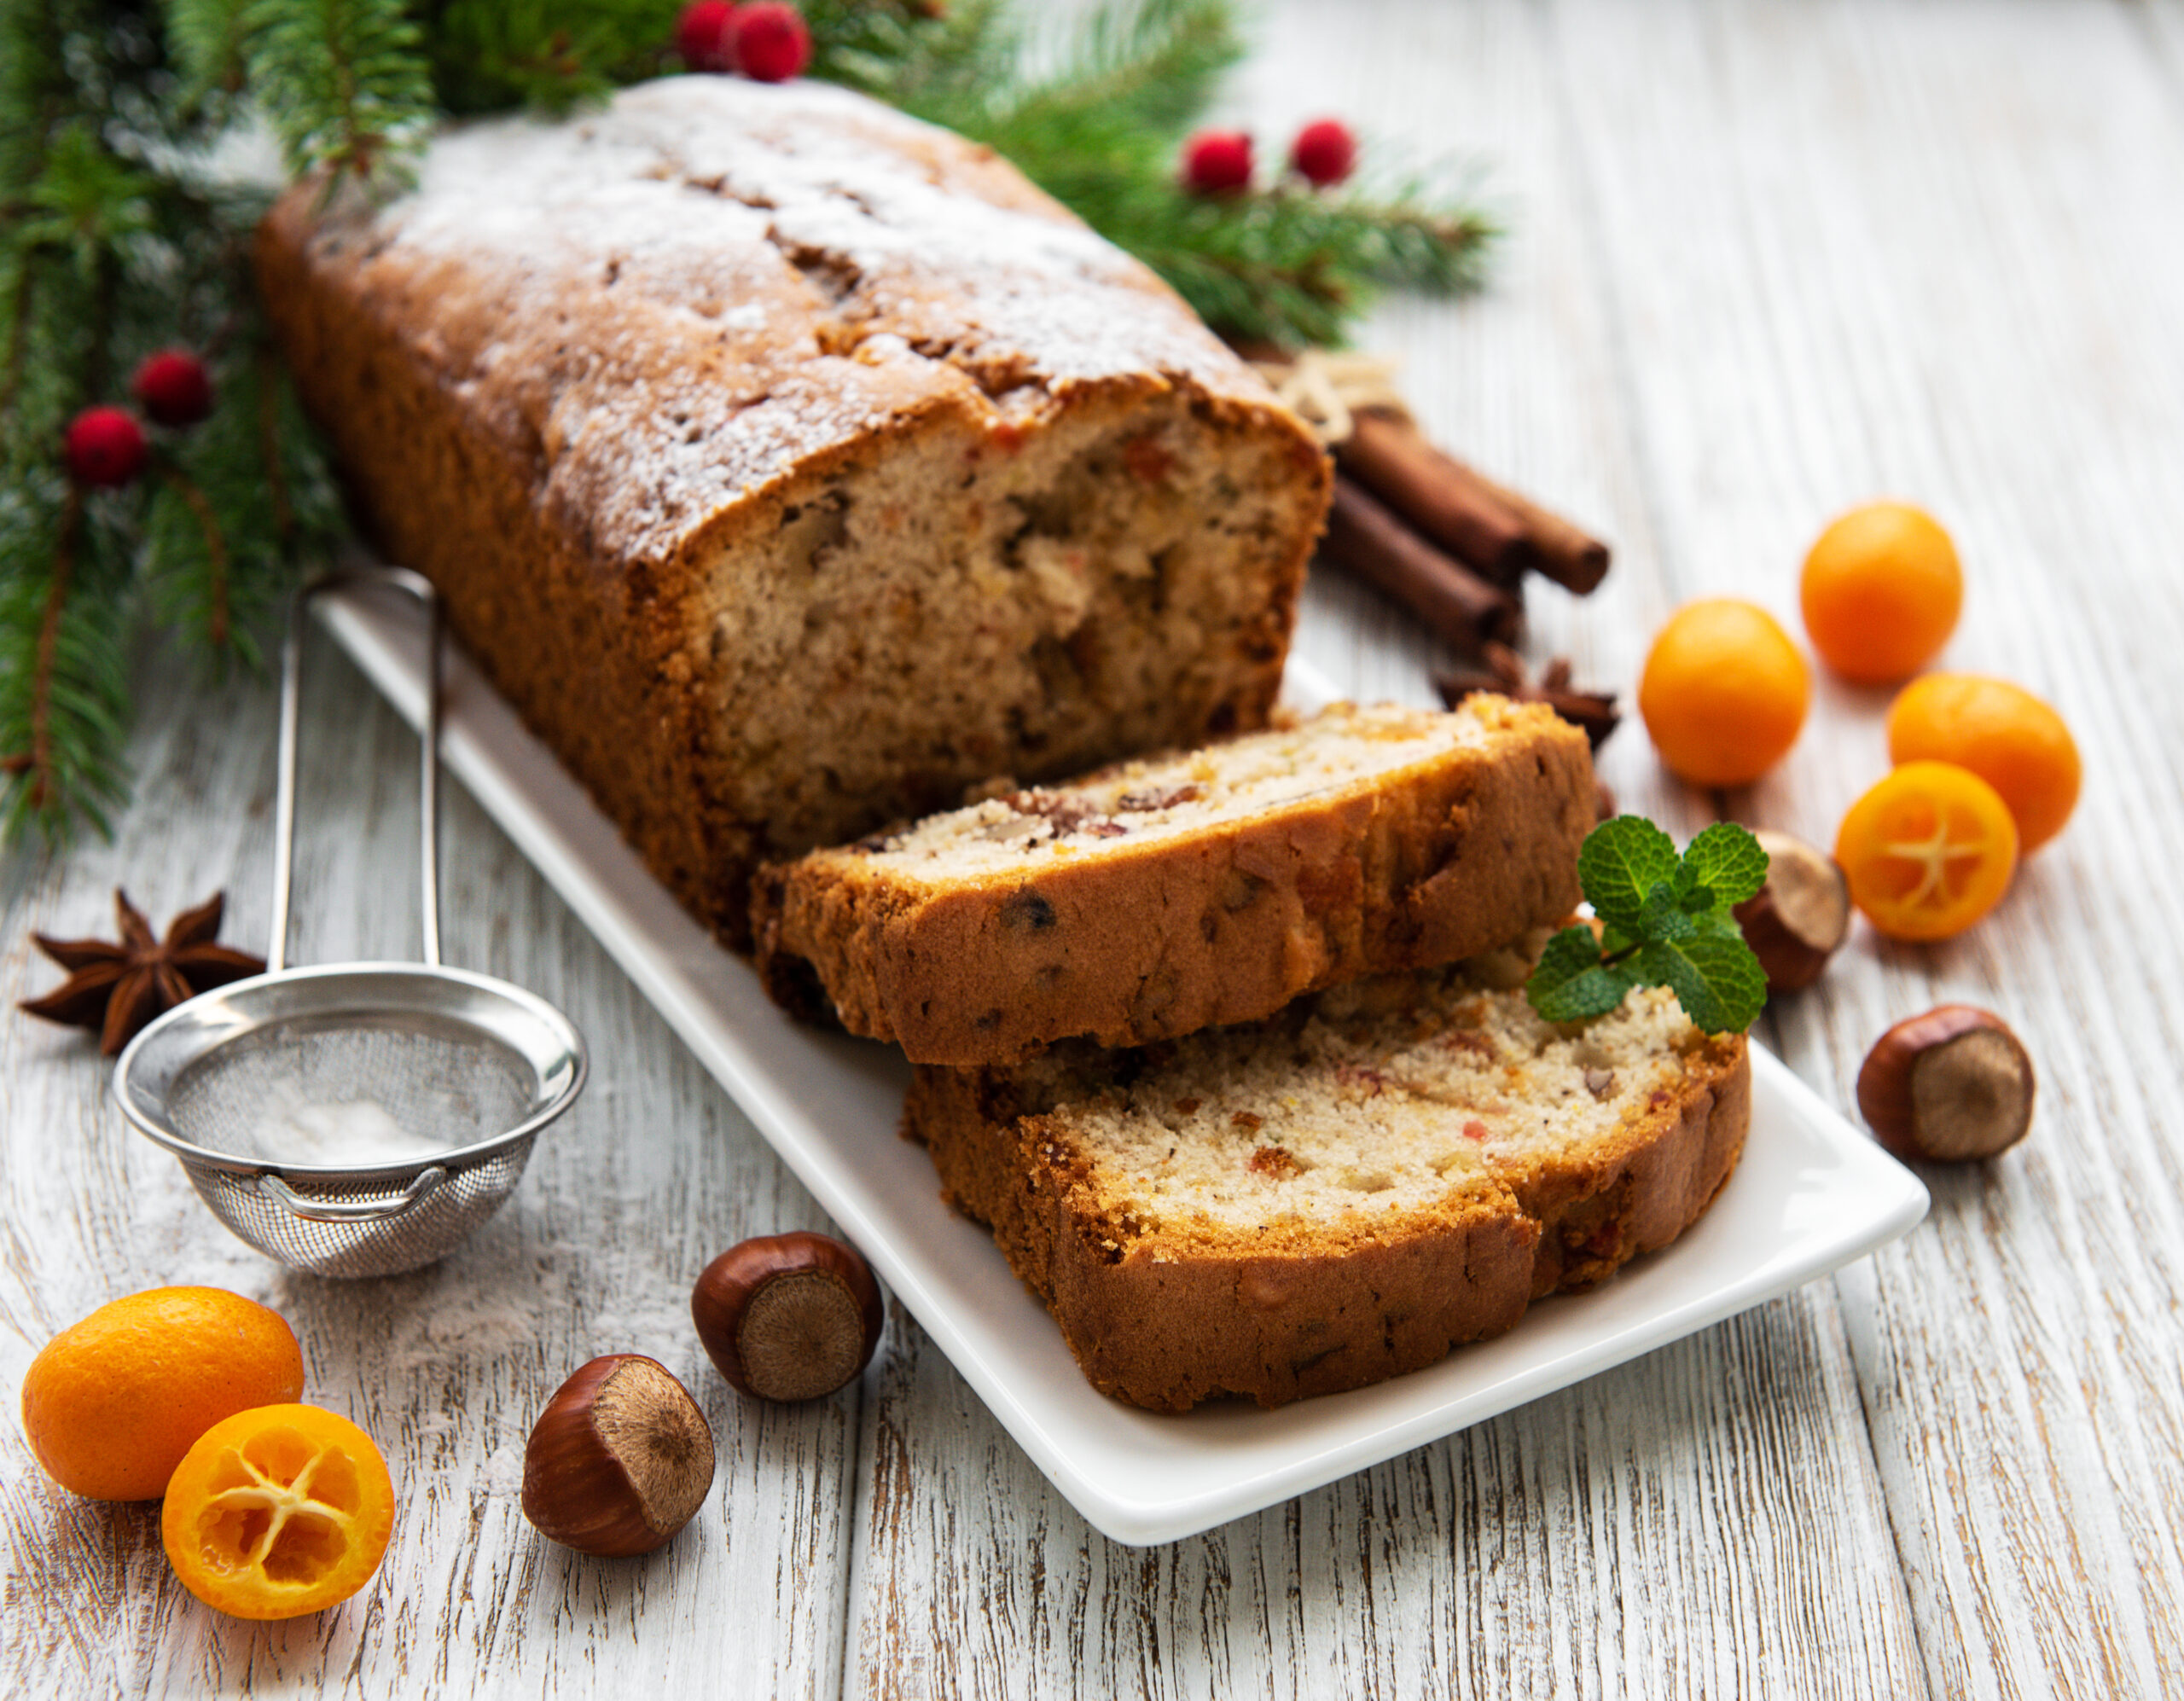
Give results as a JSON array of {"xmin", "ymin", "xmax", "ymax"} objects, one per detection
[
  {"xmin": 1835, "ymin": 760, "xmax": 2018, "ymax": 941},
  {"xmin": 161, "ymin": 1403, "xmax": 394, "ymax": 1621}
]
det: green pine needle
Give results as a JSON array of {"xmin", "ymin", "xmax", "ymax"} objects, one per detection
[
  {"xmin": 425, "ymin": 0, "xmax": 680, "ymax": 117},
  {"xmin": 0, "ymin": 484, "xmax": 135, "ymax": 842},
  {"xmin": 165, "ymin": 0, "xmax": 257, "ymax": 107},
  {"xmin": 244, "ymin": 0, "xmax": 438, "ymax": 183}
]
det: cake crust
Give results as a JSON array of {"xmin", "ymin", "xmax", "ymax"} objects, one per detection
[
  {"xmin": 906, "ymin": 973, "xmax": 1751, "ymax": 1413},
  {"xmin": 754, "ymin": 699, "xmax": 1596, "ymax": 1064}
]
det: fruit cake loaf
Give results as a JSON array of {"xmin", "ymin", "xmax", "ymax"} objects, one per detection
[
  {"xmin": 752, "ymin": 697, "xmax": 1596, "ymax": 1065},
  {"xmin": 257, "ymin": 77, "xmax": 1328, "ymax": 947},
  {"xmin": 906, "ymin": 959, "xmax": 1750, "ymax": 1411}
]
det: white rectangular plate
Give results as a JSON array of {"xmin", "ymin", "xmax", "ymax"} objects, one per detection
[{"xmin": 320, "ymin": 579, "xmax": 1929, "ymax": 1547}]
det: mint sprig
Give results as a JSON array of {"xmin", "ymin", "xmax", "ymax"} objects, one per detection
[{"xmin": 1526, "ymin": 819, "xmax": 1770, "ymax": 1035}]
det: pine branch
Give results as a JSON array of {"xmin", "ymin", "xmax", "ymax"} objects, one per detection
[
  {"xmin": 1107, "ymin": 185, "xmax": 1498, "ymax": 346},
  {"xmin": 983, "ymin": 0, "xmax": 1239, "ymax": 148},
  {"xmin": 0, "ymin": 480, "xmax": 134, "ymax": 840},
  {"xmin": 423, "ymin": 0, "xmax": 678, "ymax": 116},
  {"xmin": 150, "ymin": 462, "xmax": 231, "ymax": 650},
  {"xmin": 144, "ymin": 353, "xmax": 332, "ymax": 675},
  {"xmin": 24, "ymin": 488, "xmax": 84, "ymax": 810},
  {"xmin": 17, "ymin": 121, "xmax": 160, "ymax": 276},
  {"xmin": 165, "ymin": 0, "xmax": 256, "ymax": 105},
  {"xmin": 242, "ymin": 0, "xmax": 436, "ymax": 183},
  {"xmin": 807, "ymin": 0, "xmax": 1018, "ymax": 119},
  {"xmin": 0, "ymin": 249, "xmax": 32, "ymax": 437},
  {"xmin": 255, "ymin": 346, "xmax": 292, "ymax": 540}
]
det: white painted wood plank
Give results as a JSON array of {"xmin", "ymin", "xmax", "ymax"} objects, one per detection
[
  {"xmin": 850, "ymin": 1285, "xmax": 1923, "ymax": 1699},
  {"xmin": 1549, "ymin": 0, "xmax": 2184, "ymax": 1693},
  {"xmin": 1, "ymin": 643, "xmax": 862, "ymax": 1698}
]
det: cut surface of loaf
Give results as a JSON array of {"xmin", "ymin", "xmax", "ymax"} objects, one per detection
[
  {"xmin": 907, "ymin": 964, "xmax": 1750, "ymax": 1411},
  {"xmin": 257, "ymin": 78, "xmax": 1327, "ymax": 946},
  {"xmin": 753, "ymin": 697, "xmax": 1596, "ymax": 1064}
]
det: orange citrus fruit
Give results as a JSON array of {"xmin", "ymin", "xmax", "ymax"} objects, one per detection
[
  {"xmin": 1637, "ymin": 598, "xmax": 1811, "ymax": 787},
  {"xmin": 20, "ymin": 1287, "xmax": 305, "ymax": 1501},
  {"xmin": 162, "ymin": 1403, "xmax": 394, "ymax": 1620},
  {"xmin": 1886, "ymin": 673, "xmax": 2080, "ymax": 852},
  {"xmin": 1799, "ymin": 501, "xmax": 1962, "ymax": 683},
  {"xmin": 1835, "ymin": 760, "xmax": 2018, "ymax": 941}
]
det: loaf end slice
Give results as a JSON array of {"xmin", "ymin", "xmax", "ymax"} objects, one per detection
[
  {"xmin": 257, "ymin": 77, "xmax": 1327, "ymax": 947},
  {"xmin": 905, "ymin": 965, "xmax": 1750, "ymax": 1412},
  {"xmin": 755, "ymin": 697, "xmax": 1595, "ymax": 1065}
]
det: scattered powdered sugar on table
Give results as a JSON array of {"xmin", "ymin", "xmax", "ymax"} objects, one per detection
[
  {"xmin": 477, "ymin": 1442, "xmax": 525, "ymax": 1497},
  {"xmin": 305, "ymin": 75, "xmax": 1267, "ymax": 563}
]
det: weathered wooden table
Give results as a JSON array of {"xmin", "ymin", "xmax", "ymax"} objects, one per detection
[{"xmin": 8, "ymin": 2, "xmax": 2183, "ymax": 1693}]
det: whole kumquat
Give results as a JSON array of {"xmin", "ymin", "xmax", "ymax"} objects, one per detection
[
  {"xmin": 19, "ymin": 1287, "xmax": 305, "ymax": 1501},
  {"xmin": 1886, "ymin": 673, "xmax": 2080, "ymax": 852},
  {"xmin": 1638, "ymin": 598, "xmax": 1811, "ymax": 787},
  {"xmin": 1799, "ymin": 501, "xmax": 1962, "ymax": 684},
  {"xmin": 1835, "ymin": 760, "xmax": 2018, "ymax": 941},
  {"xmin": 162, "ymin": 1403, "xmax": 395, "ymax": 1620}
]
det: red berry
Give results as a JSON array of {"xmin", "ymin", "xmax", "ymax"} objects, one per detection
[
  {"xmin": 1181, "ymin": 130, "xmax": 1253, "ymax": 197},
  {"xmin": 1290, "ymin": 118, "xmax": 1357, "ymax": 188},
  {"xmin": 735, "ymin": 3, "xmax": 810, "ymax": 82},
  {"xmin": 63, "ymin": 406, "xmax": 148, "ymax": 488},
  {"xmin": 130, "ymin": 348, "xmax": 216, "ymax": 428},
  {"xmin": 676, "ymin": 0, "xmax": 737, "ymax": 73}
]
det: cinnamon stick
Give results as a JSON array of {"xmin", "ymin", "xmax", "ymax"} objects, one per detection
[
  {"xmin": 1467, "ymin": 466, "xmax": 1611, "ymax": 595},
  {"xmin": 1320, "ymin": 477, "xmax": 1522, "ymax": 659},
  {"xmin": 1337, "ymin": 410, "xmax": 1531, "ymax": 587},
  {"xmin": 1338, "ymin": 409, "xmax": 1611, "ymax": 595}
]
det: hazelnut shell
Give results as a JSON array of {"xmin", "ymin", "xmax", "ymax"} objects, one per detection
[
  {"xmin": 521, "ymin": 1354, "xmax": 715, "ymax": 1556},
  {"xmin": 1856, "ymin": 1005, "xmax": 2036, "ymax": 1163},
  {"xmin": 692, "ymin": 1232, "xmax": 885, "ymax": 1402},
  {"xmin": 1733, "ymin": 829, "xmax": 1850, "ymax": 994}
]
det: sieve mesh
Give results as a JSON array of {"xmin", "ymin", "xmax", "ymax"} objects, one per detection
[
  {"xmin": 182, "ymin": 1145, "xmax": 537, "ymax": 1279},
  {"xmin": 168, "ymin": 1017, "xmax": 537, "ymax": 1163},
  {"xmin": 160, "ymin": 1013, "xmax": 549, "ymax": 1278}
]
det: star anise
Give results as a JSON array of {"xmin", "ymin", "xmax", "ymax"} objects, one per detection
[
  {"xmin": 19, "ymin": 890, "xmax": 265, "ymax": 1055},
  {"xmin": 1434, "ymin": 642, "xmax": 1622, "ymax": 750}
]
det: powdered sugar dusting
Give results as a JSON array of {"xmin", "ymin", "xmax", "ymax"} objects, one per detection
[{"xmin": 299, "ymin": 77, "xmax": 1267, "ymax": 563}]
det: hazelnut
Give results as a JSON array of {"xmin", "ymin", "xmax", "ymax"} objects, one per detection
[
  {"xmin": 1733, "ymin": 829, "xmax": 1850, "ymax": 993},
  {"xmin": 1856, "ymin": 1005, "xmax": 2036, "ymax": 1162},
  {"xmin": 692, "ymin": 1232, "xmax": 884, "ymax": 1402},
  {"xmin": 521, "ymin": 1355, "xmax": 715, "ymax": 1556}
]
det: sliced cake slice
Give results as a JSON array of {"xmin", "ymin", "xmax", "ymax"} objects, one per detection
[
  {"xmin": 904, "ymin": 961, "xmax": 1750, "ymax": 1412},
  {"xmin": 752, "ymin": 697, "xmax": 1596, "ymax": 1065}
]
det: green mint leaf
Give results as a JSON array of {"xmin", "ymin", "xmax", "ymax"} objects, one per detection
[
  {"xmin": 1577, "ymin": 816, "xmax": 1680, "ymax": 932},
  {"xmin": 1633, "ymin": 932, "xmax": 1769, "ymax": 1036},
  {"xmin": 1676, "ymin": 821, "xmax": 1769, "ymax": 909},
  {"xmin": 1525, "ymin": 925, "xmax": 1640, "ymax": 1024},
  {"xmin": 1638, "ymin": 882, "xmax": 1700, "ymax": 943},
  {"xmin": 1526, "ymin": 815, "xmax": 1773, "ymax": 1035}
]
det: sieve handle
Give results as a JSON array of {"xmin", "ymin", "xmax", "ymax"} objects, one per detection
[
  {"xmin": 270, "ymin": 567, "xmax": 444, "ymax": 972},
  {"xmin": 257, "ymin": 1165, "xmax": 447, "ymax": 1222}
]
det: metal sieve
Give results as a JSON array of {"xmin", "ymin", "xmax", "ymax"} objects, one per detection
[{"xmin": 113, "ymin": 568, "xmax": 587, "ymax": 1277}]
